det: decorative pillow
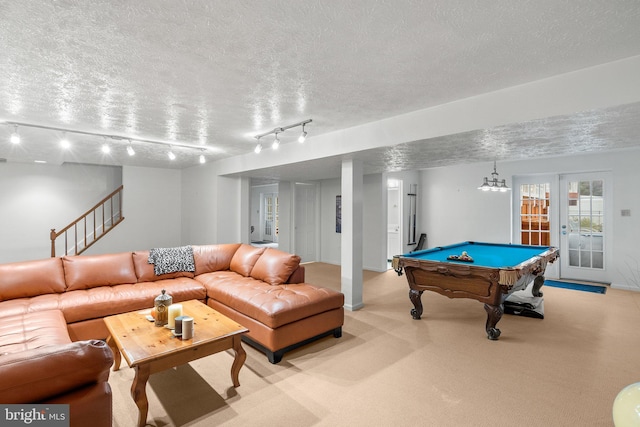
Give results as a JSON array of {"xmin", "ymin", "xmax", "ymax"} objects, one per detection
[
  {"xmin": 229, "ymin": 244, "xmax": 265, "ymax": 277},
  {"xmin": 250, "ymin": 248, "xmax": 301, "ymax": 285},
  {"xmin": 0, "ymin": 258, "xmax": 66, "ymax": 301},
  {"xmin": 133, "ymin": 251, "xmax": 195, "ymax": 282},
  {"xmin": 63, "ymin": 252, "xmax": 137, "ymax": 291},
  {"xmin": 147, "ymin": 246, "xmax": 195, "ymax": 276},
  {"xmin": 193, "ymin": 244, "xmax": 241, "ymax": 275}
]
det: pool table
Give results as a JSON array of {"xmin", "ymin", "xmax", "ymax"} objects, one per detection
[{"xmin": 393, "ymin": 241, "xmax": 559, "ymax": 340}]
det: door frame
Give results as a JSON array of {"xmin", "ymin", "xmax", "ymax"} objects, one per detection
[
  {"xmin": 558, "ymin": 171, "xmax": 613, "ymax": 283},
  {"xmin": 512, "ymin": 174, "xmax": 560, "ymax": 279},
  {"xmin": 386, "ymin": 179, "xmax": 403, "ymax": 261}
]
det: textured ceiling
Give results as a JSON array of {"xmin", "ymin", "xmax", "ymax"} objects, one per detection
[{"xmin": 1, "ymin": 1, "xmax": 640, "ymax": 173}]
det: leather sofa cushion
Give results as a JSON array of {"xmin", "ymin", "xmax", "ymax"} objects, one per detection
[
  {"xmin": 0, "ymin": 258, "xmax": 66, "ymax": 301},
  {"xmin": 0, "ymin": 310, "xmax": 71, "ymax": 354},
  {"xmin": 60, "ymin": 278, "xmax": 206, "ymax": 323},
  {"xmin": 133, "ymin": 250, "xmax": 195, "ymax": 282},
  {"xmin": 0, "ymin": 278, "xmax": 207, "ymax": 325},
  {"xmin": 0, "ymin": 339, "xmax": 113, "ymax": 404},
  {"xmin": 193, "ymin": 244, "xmax": 241, "ymax": 275},
  {"xmin": 63, "ymin": 252, "xmax": 137, "ymax": 291},
  {"xmin": 0, "ymin": 294, "xmax": 63, "ymax": 321},
  {"xmin": 229, "ymin": 244, "xmax": 265, "ymax": 277},
  {"xmin": 250, "ymin": 248, "xmax": 301, "ymax": 285},
  {"xmin": 200, "ymin": 272, "xmax": 344, "ymax": 329}
]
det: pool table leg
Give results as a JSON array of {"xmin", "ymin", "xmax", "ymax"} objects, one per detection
[
  {"xmin": 484, "ymin": 303, "xmax": 503, "ymax": 340},
  {"xmin": 409, "ymin": 289, "xmax": 424, "ymax": 319},
  {"xmin": 531, "ymin": 275, "xmax": 545, "ymax": 297}
]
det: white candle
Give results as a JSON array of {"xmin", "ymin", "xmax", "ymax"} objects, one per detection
[
  {"xmin": 181, "ymin": 316, "xmax": 194, "ymax": 340},
  {"xmin": 167, "ymin": 304, "xmax": 183, "ymax": 329}
]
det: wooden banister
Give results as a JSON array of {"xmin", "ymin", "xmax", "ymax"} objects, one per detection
[{"xmin": 50, "ymin": 185, "xmax": 124, "ymax": 257}]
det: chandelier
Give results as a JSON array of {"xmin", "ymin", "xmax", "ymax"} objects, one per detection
[{"xmin": 478, "ymin": 160, "xmax": 510, "ymax": 192}]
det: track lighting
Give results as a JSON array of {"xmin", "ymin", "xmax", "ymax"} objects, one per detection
[
  {"xmin": 10, "ymin": 125, "xmax": 20, "ymax": 144},
  {"xmin": 298, "ymin": 124, "xmax": 307, "ymax": 143},
  {"xmin": 3, "ymin": 120, "xmax": 216, "ymax": 165},
  {"xmin": 60, "ymin": 133, "xmax": 71, "ymax": 149},
  {"xmin": 199, "ymin": 154, "xmax": 206, "ymax": 164},
  {"xmin": 253, "ymin": 119, "xmax": 311, "ymax": 153}
]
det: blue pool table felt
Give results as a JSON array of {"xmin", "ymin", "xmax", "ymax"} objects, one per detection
[{"xmin": 404, "ymin": 241, "xmax": 552, "ymax": 269}]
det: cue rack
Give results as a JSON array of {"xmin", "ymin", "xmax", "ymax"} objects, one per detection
[{"xmin": 408, "ymin": 184, "xmax": 417, "ymax": 245}]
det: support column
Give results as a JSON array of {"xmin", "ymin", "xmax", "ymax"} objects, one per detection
[
  {"xmin": 341, "ymin": 159, "xmax": 364, "ymax": 311},
  {"xmin": 239, "ymin": 177, "xmax": 251, "ymax": 244},
  {"xmin": 277, "ymin": 181, "xmax": 292, "ymax": 253}
]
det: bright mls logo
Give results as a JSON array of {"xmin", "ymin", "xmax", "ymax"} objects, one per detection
[{"xmin": 1, "ymin": 405, "xmax": 69, "ymax": 426}]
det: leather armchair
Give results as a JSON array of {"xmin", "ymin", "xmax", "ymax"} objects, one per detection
[{"xmin": 0, "ymin": 340, "xmax": 114, "ymax": 427}]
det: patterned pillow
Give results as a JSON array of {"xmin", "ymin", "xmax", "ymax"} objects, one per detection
[{"xmin": 147, "ymin": 246, "xmax": 195, "ymax": 276}]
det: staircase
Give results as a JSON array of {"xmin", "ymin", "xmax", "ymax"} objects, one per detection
[{"xmin": 50, "ymin": 185, "xmax": 124, "ymax": 257}]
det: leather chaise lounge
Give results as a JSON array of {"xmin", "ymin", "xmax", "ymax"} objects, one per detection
[{"xmin": 0, "ymin": 243, "xmax": 344, "ymax": 426}]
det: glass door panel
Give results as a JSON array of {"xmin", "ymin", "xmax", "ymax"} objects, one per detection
[
  {"xmin": 519, "ymin": 182, "xmax": 551, "ymax": 247},
  {"xmin": 560, "ymin": 173, "xmax": 611, "ymax": 282}
]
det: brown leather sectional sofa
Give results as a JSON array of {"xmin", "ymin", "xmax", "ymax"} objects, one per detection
[{"xmin": 0, "ymin": 243, "xmax": 344, "ymax": 427}]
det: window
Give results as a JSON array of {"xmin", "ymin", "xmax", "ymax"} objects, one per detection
[{"xmin": 520, "ymin": 183, "xmax": 551, "ymax": 246}]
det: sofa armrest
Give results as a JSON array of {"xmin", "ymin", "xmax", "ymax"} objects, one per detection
[
  {"xmin": 287, "ymin": 265, "xmax": 305, "ymax": 284},
  {"xmin": 0, "ymin": 340, "xmax": 113, "ymax": 403}
]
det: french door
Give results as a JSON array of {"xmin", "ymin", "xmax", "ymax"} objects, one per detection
[
  {"xmin": 559, "ymin": 172, "xmax": 612, "ymax": 283},
  {"xmin": 262, "ymin": 193, "xmax": 278, "ymax": 243},
  {"xmin": 513, "ymin": 172, "xmax": 611, "ymax": 282}
]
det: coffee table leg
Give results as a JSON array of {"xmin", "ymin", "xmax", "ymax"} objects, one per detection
[
  {"xmin": 230, "ymin": 335, "xmax": 246, "ymax": 387},
  {"xmin": 132, "ymin": 364, "xmax": 150, "ymax": 427},
  {"xmin": 106, "ymin": 335, "xmax": 121, "ymax": 371}
]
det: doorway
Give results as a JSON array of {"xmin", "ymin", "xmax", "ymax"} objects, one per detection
[
  {"xmin": 387, "ymin": 179, "xmax": 403, "ymax": 261},
  {"xmin": 559, "ymin": 172, "xmax": 612, "ymax": 283},
  {"xmin": 513, "ymin": 172, "xmax": 612, "ymax": 283},
  {"xmin": 262, "ymin": 193, "xmax": 278, "ymax": 243}
]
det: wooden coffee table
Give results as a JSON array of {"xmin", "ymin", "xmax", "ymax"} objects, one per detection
[{"xmin": 104, "ymin": 299, "xmax": 249, "ymax": 427}]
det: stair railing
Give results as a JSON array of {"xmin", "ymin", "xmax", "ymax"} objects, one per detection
[{"xmin": 50, "ymin": 185, "xmax": 124, "ymax": 257}]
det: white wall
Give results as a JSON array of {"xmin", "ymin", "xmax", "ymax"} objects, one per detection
[
  {"xmin": 363, "ymin": 174, "xmax": 386, "ymax": 271},
  {"xmin": 0, "ymin": 162, "xmax": 122, "ymax": 262},
  {"xmin": 319, "ymin": 174, "xmax": 388, "ymax": 271},
  {"xmin": 92, "ymin": 165, "xmax": 182, "ymax": 254},
  {"xmin": 419, "ymin": 148, "xmax": 640, "ymax": 290},
  {"xmin": 420, "ymin": 163, "xmax": 512, "ymax": 246},
  {"xmin": 181, "ymin": 163, "xmax": 219, "ymax": 245},
  {"xmin": 216, "ymin": 175, "xmax": 242, "ymax": 244}
]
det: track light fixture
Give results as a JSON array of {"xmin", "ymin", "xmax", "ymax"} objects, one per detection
[
  {"xmin": 3, "ymin": 120, "xmax": 215, "ymax": 165},
  {"xmin": 60, "ymin": 133, "xmax": 71, "ymax": 149},
  {"xmin": 102, "ymin": 138, "xmax": 111, "ymax": 154},
  {"xmin": 10, "ymin": 125, "xmax": 20, "ymax": 144},
  {"xmin": 167, "ymin": 149, "xmax": 176, "ymax": 160},
  {"xmin": 199, "ymin": 154, "xmax": 206, "ymax": 164},
  {"xmin": 254, "ymin": 119, "xmax": 311, "ymax": 153},
  {"xmin": 298, "ymin": 123, "xmax": 307, "ymax": 143}
]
